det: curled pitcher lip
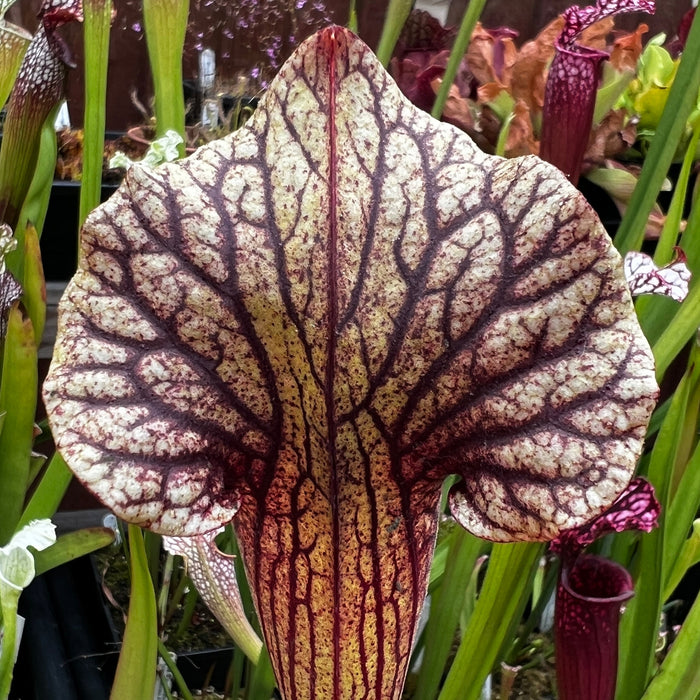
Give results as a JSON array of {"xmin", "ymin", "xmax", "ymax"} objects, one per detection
[
  {"xmin": 552, "ymin": 477, "xmax": 660, "ymax": 700},
  {"xmin": 559, "ymin": 553, "xmax": 635, "ymax": 605},
  {"xmin": 540, "ymin": 0, "xmax": 656, "ymax": 184}
]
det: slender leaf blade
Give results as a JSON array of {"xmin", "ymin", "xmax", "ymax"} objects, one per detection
[
  {"xmin": 617, "ymin": 351, "xmax": 696, "ymax": 698},
  {"xmin": 438, "ymin": 542, "xmax": 543, "ymax": 700},
  {"xmin": 614, "ymin": 9, "xmax": 700, "ymax": 256},
  {"xmin": 80, "ymin": 0, "xmax": 113, "ymax": 229},
  {"xmin": 642, "ymin": 589, "xmax": 700, "ymax": 700},
  {"xmin": 110, "ymin": 525, "xmax": 158, "ymax": 700},
  {"xmin": 32, "ymin": 526, "xmax": 115, "ymax": 576},
  {"xmin": 17, "ymin": 452, "xmax": 72, "ymax": 528},
  {"xmin": 413, "ymin": 528, "xmax": 483, "ymax": 700},
  {"xmin": 142, "ymin": 0, "xmax": 187, "ymax": 153},
  {"xmin": 0, "ymin": 305, "xmax": 37, "ymax": 544},
  {"xmin": 22, "ymin": 222, "xmax": 45, "ymax": 345}
]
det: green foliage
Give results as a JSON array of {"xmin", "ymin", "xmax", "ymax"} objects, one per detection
[
  {"xmin": 413, "ymin": 529, "xmax": 485, "ymax": 700},
  {"xmin": 438, "ymin": 543, "xmax": 544, "ymax": 700},
  {"xmin": 32, "ymin": 527, "xmax": 115, "ymax": 577},
  {"xmin": 80, "ymin": 0, "xmax": 112, "ymax": 229},
  {"xmin": 110, "ymin": 525, "xmax": 158, "ymax": 700},
  {"xmin": 0, "ymin": 305, "xmax": 38, "ymax": 545},
  {"xmin": 142, "ymin": 0, "xmax": 188, "ymax": 154},
  {"xmin": 642, "ymin": 589, "xmax": 700, "ymax": 700},
  {"xmin": 618, "ymin": 39, "xmax": 679, "ymax": 132},
  {"xmin": 431, "ymin": 0, "xmax": 488, "ymax": 120},
  {"xmin": 614, "ymin": 11, "xmax": 700, "ymax": 256},
  {"xmin": 375, "ymin": 0, "xmax": 412, "ymax": 67}
]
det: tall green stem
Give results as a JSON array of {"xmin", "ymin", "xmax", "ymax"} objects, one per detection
[
  {"xmin": 110, "ymin": 526, "xmax": 158, "ymax": 700},
  {"xmin": 15, "ymin": 113, "xmax": 58, "ymax": 243},
  {"xmin": 0, "ymin": 307, "xmax": 37, "ymax": 544},
  {"xmin": 80, "ymin": 0, "xmax": 112, "ymax": 230},
  {"xmin": 0, "ymin": 584, "xmax": 20, "ymax": 700},
  {"xmin": 347, "ymin": 0, "xmax": 358, "ymax": 33},
  {"xmin": 431, "ymin": 0, "xmax": 487, "ymax": 120},
  {"xmin": 142, "ymin": 0, "xmax": 189, "ymax": 156},
  {"xmin": 642, "ymin": 573, "xmax": 700, "ymax": 699},
  {"xmin": 375, "ymin": 0, "xmax": 412, "ymax": 67}
]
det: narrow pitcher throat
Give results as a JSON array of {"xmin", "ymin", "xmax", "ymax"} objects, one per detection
[{"xmin": 233, "ymin": 461, "xmax": 443, "ymax": 700}]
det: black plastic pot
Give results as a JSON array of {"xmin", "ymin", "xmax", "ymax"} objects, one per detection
[
  {"xmin": 13, "ymin": 555, "xmax": 117, "ymax": 700},
  {"xmin": 40, "ymin": 180, "xmax": 119, "ymax": 282},
  {"xmin": 12, "ymin": 553, "xmax": 237, "ymax": 699}
]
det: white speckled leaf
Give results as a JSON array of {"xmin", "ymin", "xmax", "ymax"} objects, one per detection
[
  {"xmin": 43, "ymin": 27, "xmax": 657, "ymax": 700},
  {"xmin": 163, "ymin": 529, "xmax": 262, "ymax": 663},
  {"xmin": 624, "ymin": 249, "xmax": 690, "ymax": 303}
]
